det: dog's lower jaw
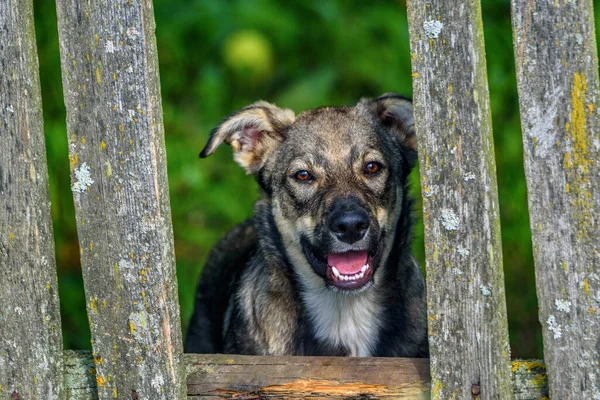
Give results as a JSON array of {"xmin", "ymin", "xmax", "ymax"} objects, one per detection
[{"xmin": 300, "ymin": 234, "xmax": 385, "ymax": 292}]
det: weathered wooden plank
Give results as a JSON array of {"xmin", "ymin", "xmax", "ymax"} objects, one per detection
[
  {"xmin": 511, "ymin": 360, "xmax": 549, "ymax": 400},
  {"xmin": 64, "ymin": 352, "xmax": 549, "ymax": 399},
  {"xmin": 55, "ymin": 0, "xmax": 186, "ymax": 398},
  {"xmin": 510, "ymin": 1, "xmax": 600, "ymax": 397},
  {"xmin": 186, "ymin": 355, "xmax": 430, "ymax": 399},
  {"xmin": 406, "ymin": 1, "xmax": 513, "ymax": 398},
  {"xmin": 64, "ymin": 351, "xmax": 99, "ymax": 400},
  {"xmin": 0, "ymin": 0, "xmax": 63, "ymax": 398}
]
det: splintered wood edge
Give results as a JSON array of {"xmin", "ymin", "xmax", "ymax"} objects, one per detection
[{"xmin": 64, "ymin": 351, "xmax": 548, "ymax": 399}]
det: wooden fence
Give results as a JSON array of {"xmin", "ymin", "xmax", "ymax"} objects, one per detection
[{"xmin": 0, "ymin": 0, "xmax": 598, "ymax": 398}]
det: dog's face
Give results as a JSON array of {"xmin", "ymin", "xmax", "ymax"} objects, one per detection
[{"xmin": 201, "ymin": 94, "xmax": 417, "ymax": 293}]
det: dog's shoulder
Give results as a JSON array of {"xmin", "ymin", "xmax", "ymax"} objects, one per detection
[
  {"xmin": 225, "ymin": 250, "xmax": 300, "ymax": 355},
  {"xmin": 204, "ymin": 217, "xmax": 258, "ymax": 280},
  {"xmin": 375, "ymin": 255, "xmax": 428, "ymax": 357},
  {"xmin": 184, "ymin": 218, "xmax": 257, "ymax": 353}
]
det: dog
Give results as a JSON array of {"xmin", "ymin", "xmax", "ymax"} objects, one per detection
[{"xmin": 185, "ymin": 93, "xmax": 428, "ymax": 357}]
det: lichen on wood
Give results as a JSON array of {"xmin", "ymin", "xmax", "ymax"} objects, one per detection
[
  {"xmin": 62, "ymin": 352, "xmax": 550, "ymax": 399},
  {"xmin": 0, "ymin": 0, "xmax": 63, "ymax": 398},
  {"xmin": 55, "ymin": 0, "xmax": 186, "ymax": 398},
  {"xmin": 510, "ymin": 0, "xmax": 600, "ymax": 397},
  {"xmin": 407, "ymin": 0, "xmax": 513, "ymax": 398}
]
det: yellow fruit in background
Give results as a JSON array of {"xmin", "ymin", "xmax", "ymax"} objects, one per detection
[{"xmin": 222, "ymin": 30, "xmax": 274, "ymax": 84}]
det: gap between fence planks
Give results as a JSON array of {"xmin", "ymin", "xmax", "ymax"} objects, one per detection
[
  {"xmin": 0, "ymin": 0, "xmax": 63, "ymax": 398},
  {"xmin": 407, "ymin": 1, "xmax": 512, "ymax": 398},
  {"xmin": 64, "ymin": 351, "xmax": 548, "ymax": 399},
  {"xmin": 55, "ymin": 0, "xmax": 186, "ymax": 398},
  {"xmin": 510, "ymin": 0, "xmax": 600, "ymax": 397}
]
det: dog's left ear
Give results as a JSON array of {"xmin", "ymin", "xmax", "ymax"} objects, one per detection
[
  {"xmin": 200, "ymin": 101, "xmax": 296, "ymax": 174},
  {"xmin": 357, "ymin": 93, "xmax": 417, "ymax": 168}
]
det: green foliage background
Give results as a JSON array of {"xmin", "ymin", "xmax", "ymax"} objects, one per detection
[{"xmin": 31, "ymin": 0, "xmax": 599, "ymax": 358}]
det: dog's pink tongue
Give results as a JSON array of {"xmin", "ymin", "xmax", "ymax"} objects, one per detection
[{"xmin": 328, "ymin": 251, "xmax": 368, "ymax": 274}]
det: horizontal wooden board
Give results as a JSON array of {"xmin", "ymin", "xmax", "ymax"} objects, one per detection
[
  {"xmin": 64, "ymin": 351, "xmax": 548, "ymax": 399},
  {"xmin": 187, "ymin": 354, "xmax": 430, "ymax": 399}
]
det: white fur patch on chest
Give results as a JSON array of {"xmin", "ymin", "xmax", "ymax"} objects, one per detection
[{"xmin": 302, "ymin": 287, "xmax": 383, "ymax": 357}]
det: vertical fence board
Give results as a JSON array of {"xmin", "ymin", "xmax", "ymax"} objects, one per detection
[
  {"xmin": 510, "ymin": 1, "xmax": 600, "ymax": 397},
  {"xmin": 407, "ymin": 1, "xmax": 512, "ymax": 398},
  {"xmin": 55, "ymin": 0, "xmax": 186, "ymax": 398},
  {"xmin": 0, "ymin": 0, "xmax": 63, "ymax": 398}
]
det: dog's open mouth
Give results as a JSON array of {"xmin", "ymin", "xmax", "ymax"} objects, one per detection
[
  {"xmin": 326, "ymin": 251, "xmax": 374, "ymax": 289},
  {"xmin": 302, "ymin": 239, "xmax": 378, "ymax": 290}
]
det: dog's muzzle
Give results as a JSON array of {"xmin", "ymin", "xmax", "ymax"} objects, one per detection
[{"xmin": 300, "ymin": 198, "xmax": 383, "ymax": 291}]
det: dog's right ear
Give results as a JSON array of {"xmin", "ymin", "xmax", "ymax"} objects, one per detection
[
  {"xmin": 357, "ymin": 93, "xmax": 418, "ymax": 169},
  {"xmin": 200, "ymin": 101, "xmax": 295, "ymax": 174}
]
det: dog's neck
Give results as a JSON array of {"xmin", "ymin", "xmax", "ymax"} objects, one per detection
[{"xmin": 300, "ymin": 284, "xmax": 384, "ymax": 357}]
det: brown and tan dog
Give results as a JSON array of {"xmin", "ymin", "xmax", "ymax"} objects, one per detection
[{"xmin": 185, "ymin": 93, "xmax": 428, "ymax": 357}]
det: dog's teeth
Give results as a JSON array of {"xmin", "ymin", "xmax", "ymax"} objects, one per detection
[
  {"xmin": 332, "ymin": 266, "xmax": 340, "ymax": 278},
  {"xmin": 361, "ymin": 264, "xmax": 368, "ymax": 273},
  {"xmin": 334, "ymin": 269, "xmax": 368, "ymax": 282},
  {"xmin": 348, "ymin": 273, "xmax": 360, "ymax": 281}
]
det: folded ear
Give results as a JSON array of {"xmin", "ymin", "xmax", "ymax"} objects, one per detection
[
  {"xmin": 200, "ymin": 101, "xmax": 295, "ymax": 174},
  {"xmin": 358, "ymin": 93, "xmax": 417, "ymax": 168}
]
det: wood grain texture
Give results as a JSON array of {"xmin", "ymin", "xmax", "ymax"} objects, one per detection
[
  {"xmin": 55, "ymin": 0, "xmax": 186, "ymax": 398},
  {"xmin": 0, "ymin": 0, "xmax": 63, "ymax": 398},
  {"xmin": 64, "ymin": 351, "xmax": 99, "ymax": 400},
  {"xmin": 63, "ymin": 352, "xmax": 549, "ymax": 399},
  {"xmin": 406, "ymin": 1, "xmax": 512, "ymax": 398},
  {"xmin": 187, "ymin": 355, "xmax": 430, "ymax": 399},
  {"xmin": 510, "ymin": 0, "xmax": 600, "ymax": 398}
]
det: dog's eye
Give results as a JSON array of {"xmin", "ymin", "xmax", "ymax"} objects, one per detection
[
  {"xmin": 363, "ymin": 161, "xmax": 383, "ymax": 175},
  {"xmin": 292, "ymin": 170, "xmax": 314, "ymax": 182}
]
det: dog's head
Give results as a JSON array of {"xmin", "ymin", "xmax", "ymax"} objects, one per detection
[{"xmin": 201, "ymin": 93, "xmax": 417, "ymax": 293}]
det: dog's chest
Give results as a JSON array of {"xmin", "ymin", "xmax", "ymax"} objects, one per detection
[{"xmin": 302, "ymin": 289, "xmax": 383, "ymax": 357}]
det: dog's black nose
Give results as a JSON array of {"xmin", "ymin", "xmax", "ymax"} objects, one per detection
[{"xmin": 329, "ymin": 210, "xmax": 370, "ymax": 244}]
